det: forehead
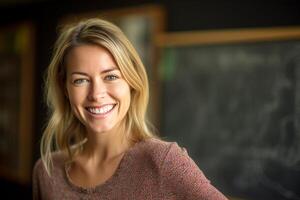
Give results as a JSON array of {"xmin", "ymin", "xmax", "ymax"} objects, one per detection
[{"xmin": 65, "ymin": 44, "xmax": 119, "ymax": 72}]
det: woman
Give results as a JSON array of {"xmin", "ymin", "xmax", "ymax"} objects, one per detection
[{"xmin": 33, "ymin": 18, "xmax": 228, "ymax": 200}]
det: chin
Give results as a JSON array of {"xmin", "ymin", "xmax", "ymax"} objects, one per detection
[{"xmin": 88, "ymin": 124, "xmax": 116, "ymax": 134}]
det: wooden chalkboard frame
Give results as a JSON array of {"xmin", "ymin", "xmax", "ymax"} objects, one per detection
[
  {"xmin": 157, "ymin": 27, "xmax": 300, "ymax": 200},
  {"xmin": 156, "ymin": 26, "xmax": 300, "ymax": 47}
]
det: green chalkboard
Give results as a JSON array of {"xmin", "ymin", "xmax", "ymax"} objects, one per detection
[{"xmin": 160, "ymin": 40, "xmax": 300, "ymax": 200}]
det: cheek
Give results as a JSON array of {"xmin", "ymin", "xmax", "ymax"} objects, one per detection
[
  {"xmin": 112, "ymin": 84, "xmax": 131, "ymax": 109},
  {"xmin": 67, "ymin": 86, "xmax": 87, "ymax": 106}
]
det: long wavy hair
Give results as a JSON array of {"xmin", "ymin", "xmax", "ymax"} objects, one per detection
[{"xmin": 41, "ymin": 18, "xmax": 156, "ymax": 175}]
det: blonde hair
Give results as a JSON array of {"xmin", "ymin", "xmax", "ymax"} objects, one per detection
[{"xmin": 41, "ymin": 18, "xmax": 156, "ymax": 175}]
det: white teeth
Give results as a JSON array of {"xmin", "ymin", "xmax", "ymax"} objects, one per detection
[{"xmin": 87, "ymin": 105, "xmax": 114, "ymax": 114}]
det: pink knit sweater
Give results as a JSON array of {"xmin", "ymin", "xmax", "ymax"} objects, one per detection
[{"xmin": 33, "ymin": 138, "xmax": 228, "ymax": 199}]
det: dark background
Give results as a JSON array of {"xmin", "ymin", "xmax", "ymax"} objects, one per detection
[{"xmin": 0, "ymin": 0, "xmax": 299, "ymax": 199}]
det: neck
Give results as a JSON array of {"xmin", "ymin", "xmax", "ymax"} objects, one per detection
[{"xmin": 81, "ymin": 124, "xmax": 131, "ymax": 164}]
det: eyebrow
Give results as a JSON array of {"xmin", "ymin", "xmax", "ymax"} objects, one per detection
[{"xmin": 70, "ymin": 67, "xmax": 119, "ymax": 76}]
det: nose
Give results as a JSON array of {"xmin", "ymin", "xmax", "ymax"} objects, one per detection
[{"xmin": 88, "ymin": 79, "xmax": 106, "ymax": 101}]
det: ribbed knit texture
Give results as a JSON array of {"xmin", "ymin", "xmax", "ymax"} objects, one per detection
[{"xmin": 33, "ymin": 138, "xmax": 228, "ymax": 200}]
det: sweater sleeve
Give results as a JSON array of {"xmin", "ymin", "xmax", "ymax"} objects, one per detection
[{"xmin": 160, "ymin": 142, "xmax": 228, "ymax": 200}]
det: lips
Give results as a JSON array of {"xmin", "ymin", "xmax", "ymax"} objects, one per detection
[{"xmin": 85, "ymin": 104, "xmax": 116, "ymax": 115}]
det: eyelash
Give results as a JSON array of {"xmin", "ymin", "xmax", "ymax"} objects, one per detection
[
  {"xmin": 73, "ymin": 79, "xmax": 89, "ymax": 85},
  {"xmin": 104, "ymin": 74, "xmax": 119, "ymax": 81},
  {"xmin": 72, "ymin": 74, "xmax": 119, "ymax": 85}
]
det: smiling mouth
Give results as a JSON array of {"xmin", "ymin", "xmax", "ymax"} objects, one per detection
[{"xmin": 86, "ymin": 104, "xmax": 116, "ymax": 115}]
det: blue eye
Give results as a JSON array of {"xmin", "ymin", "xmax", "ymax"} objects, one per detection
[
  {"xmin": 73, "ymin": 79, "xmax": 89, "ymax": 85},
  {"xmin": 105, "ymin": 74, "xmax": 118, "ymax": 81}
]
